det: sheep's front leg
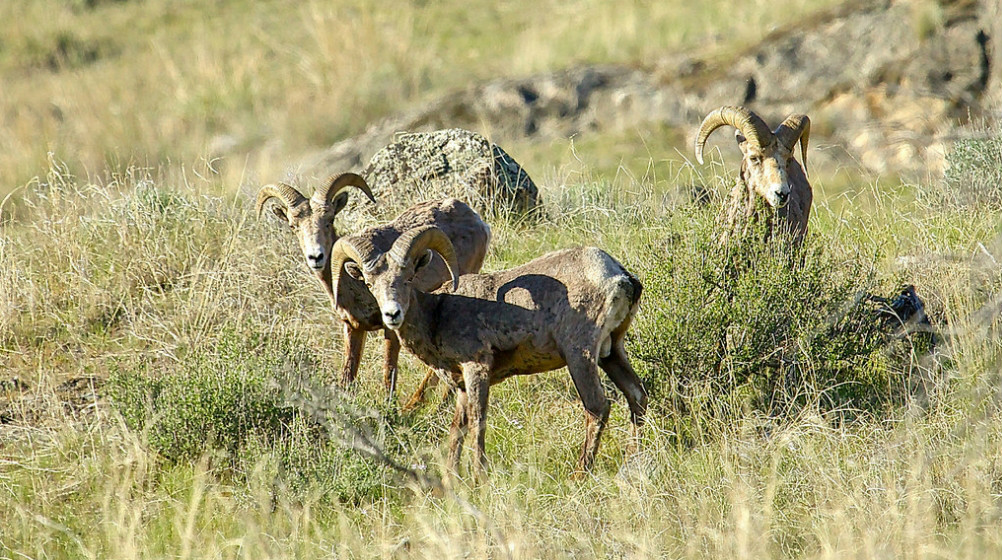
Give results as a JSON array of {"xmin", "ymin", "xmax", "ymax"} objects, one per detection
[
  {"xmin": 382, "ymin": 329, "xmax": 401, "ymax": 395},
  {"xmin": 339, "ymin": 322, "xmax": 367, "ymax": 386},
  {"xmin": 462, "ymin": 361, "xmax": 492, "ymax": 481}
]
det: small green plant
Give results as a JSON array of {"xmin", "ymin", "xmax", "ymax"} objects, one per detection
[
  {"xmin": 911, "ymin": 0, "xmax": 944, "ymax": 42},
  {"xmin": 105, "ymin": 330, "xmax": 303, "ymax": 463},
  {"xmin": 105, "ymin": 328, "xmax": 422, "ymax": 504}
]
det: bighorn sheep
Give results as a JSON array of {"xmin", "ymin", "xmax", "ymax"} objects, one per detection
[
  {"xmin": 332, "ymin": 227, "xmax": 648, "ymax": 478},
  {"xmin": 257, "ymin": 174, "xmax": 491, "ymax": 395},
  {"xmin": 695, "ymin": 106, "xmax": 812, "ymax": 246}
]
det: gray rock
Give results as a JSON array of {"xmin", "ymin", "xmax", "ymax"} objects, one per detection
[
  {"xmin": 339, "ymin": 129, "xmax": 539, "ymax": 222},
  {"xmin": 985, "ymin": 0, "xmax": 1002, "ymax": 105}
]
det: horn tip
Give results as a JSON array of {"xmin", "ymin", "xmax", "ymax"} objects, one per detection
[{"xmin": 255, "ymin": 187, "xmax": 274, "ymax": 219}]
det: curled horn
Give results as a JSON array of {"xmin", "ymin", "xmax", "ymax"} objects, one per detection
[
  {"xmin": 330, "ymin": 236, "xmax": 378, "ymax": 307},
  {"xmin": 774, "ymin": 114, "xmax": 811, "ymax": 176},
  {"xmin": 390, "ymin": 226, "xmax": 459, "ymax": 291},
  {"xmin": 256, "ymin": 183, "xmax": 307, "ymax": 218},
  {"xmin": 694, "ymin": 106, "xmax": 774, "ymax": 164},
  {"xmin": 313, "ymin": 172, "xmax": 376, "ymax": 209}
]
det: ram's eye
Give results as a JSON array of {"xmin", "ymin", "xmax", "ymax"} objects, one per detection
[{"xmin": 750, "ymin": 155, "xmax": 762, "ymax": 165}]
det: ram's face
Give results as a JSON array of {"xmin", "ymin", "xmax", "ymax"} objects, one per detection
[
  {"xmin": 344, "ymin": 251, "xmax": 431, "ymax": 330},
  {"xmin": 737, "ymin": 135, "xmax": 793, "ymax": 208},
  {"xmin": 282, "ymin": 201, "xmax": 339, "ymax": 273}
]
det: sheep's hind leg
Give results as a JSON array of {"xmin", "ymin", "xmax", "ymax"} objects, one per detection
[
  {"xmin": 599, "ymin": 343, "xmax": 648, "ymax": 451},
  {"xmin": 339, "ymin": 322, "xmax": 367, "ymax": 386},
  {"xmin": 401, "ymin": 368, "xmax": 441, "ymax": 412},
  {"xmin": 566, "ymin": 351, "xmax": 610, "ymax": 476}
]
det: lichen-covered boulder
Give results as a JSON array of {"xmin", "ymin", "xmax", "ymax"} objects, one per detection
[{"xmin": 339, "ymin": 129, "xmax": 539, "ymax": 222}]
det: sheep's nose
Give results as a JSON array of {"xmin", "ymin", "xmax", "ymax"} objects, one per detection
[
  {"xmin": 382, "ymin": 305, "xmax": 403, "ymax": 326},
  {"xmin": 306, "ymin": 251, "xmax": 325, "ymax": 268}
]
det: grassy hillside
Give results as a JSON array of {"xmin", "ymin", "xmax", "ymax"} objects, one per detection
[
  {"xmin": 0, "ymin": 0, "xmax": 845, "ymax": 197},
  {"xmin": 3, "ymin": 1, "xmax": 1002, "ymax": 558}
]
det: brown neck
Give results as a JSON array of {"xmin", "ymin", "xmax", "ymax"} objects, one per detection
[
  {"xmin": 396, "ymin": 290, "xmax": 448, "ymax": 365},
  {"xmin": 316, "ymin": 263, "xmax": 337, "ymax": 308}
]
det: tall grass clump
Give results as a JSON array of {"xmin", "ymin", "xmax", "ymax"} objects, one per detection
[
  {"xmin": 1, "ymin": 161, "xmax": 238, "ymax": 349},
  {"xmin": 0, "ymin": 159, "xmax": 335, "ymax": 360},
  {"xmin": 939, "ymin": 133, "xmax": 1002, "ymax": 209},
  {"xmin": 632, "ymin": 204, "xmax": 933, "ymax": 428}
]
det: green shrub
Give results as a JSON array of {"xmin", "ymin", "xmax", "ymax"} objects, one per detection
[
  {"xmin": 631, "ymin": 205, "xmax": 918, "ymax": 425},
  {"xmin": 19, "ymin": 30, "xmax": 113, "ymax": 71},
  {"xmin": 105, "ymin": 329, "xmax": 423, "ymax": 504},
  {"xmin": 106, "ymin": 330, "xmax": 302, "ymax": 463}
]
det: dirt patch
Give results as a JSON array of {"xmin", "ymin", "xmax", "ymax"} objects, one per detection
[{"xmin": 1, "ymin": 374, "xmax": 103, "ymax": 428}]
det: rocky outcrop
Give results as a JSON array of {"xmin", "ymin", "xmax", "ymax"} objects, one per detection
[
  {"xmin": 985, "ymin": 0, "xmax": 1002, "ymax": 102},
  {"xmin": 303, "ymin": 0, "xmax": 998, "ymax": 179},
  {"xmin": 351, "ymin": 129, "xmax": 539, "ymax": 221},
  {"xmin": 301, "ymin": 64, "xmax": 692, "ymax": 178},
  {"xmin": 709, "ymin": 0, "xmax": 995, "ymax": 174}
]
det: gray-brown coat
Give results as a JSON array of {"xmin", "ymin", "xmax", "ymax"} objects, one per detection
[{"xmin": 332, "ymin": 227, "xmax": 647, "ymax": 479}]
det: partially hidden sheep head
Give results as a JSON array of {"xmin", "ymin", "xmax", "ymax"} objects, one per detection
[
  {"xmin": 695, "ymin": 106, "xmax": 810, "ymax": 208},
  {"xmin": 257, "ymin": 173, "xmax": 376, "ymax": 274}
]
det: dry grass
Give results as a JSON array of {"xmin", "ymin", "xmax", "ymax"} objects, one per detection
[{"xmin": 3, "ymin": 404, "xmax": 1001, "ymax": 558}]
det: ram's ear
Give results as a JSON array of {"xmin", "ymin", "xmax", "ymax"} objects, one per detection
[
  {"xmin": 414, "ymin": 250, "xmax": 434, "ymax": 272},
  {"xmin": 331, "ymin": 191, "xmax": 350, "ymax": 216},
  {"xmin": 271, "ymin": 204, "xmax": 290, "ymax": 224},
  {"xmin": 344, "ymin": 261, "xmax": 365, "ymax": 281},
  {"xmin": 735, "ymin": 130, "xmax": 749, "ymax": 153}
]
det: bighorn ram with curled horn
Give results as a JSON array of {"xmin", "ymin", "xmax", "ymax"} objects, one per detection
[
  {"xmin": 258, "ymin": 174, "xmax": 491, "ymax": 396},
  {"xmin": 695, "ymin": 106, "xmax": 812, "ymax": 246},
  {"xmin": 332, "ymin": 226, "xmax": 647, "ymax": 479}
]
